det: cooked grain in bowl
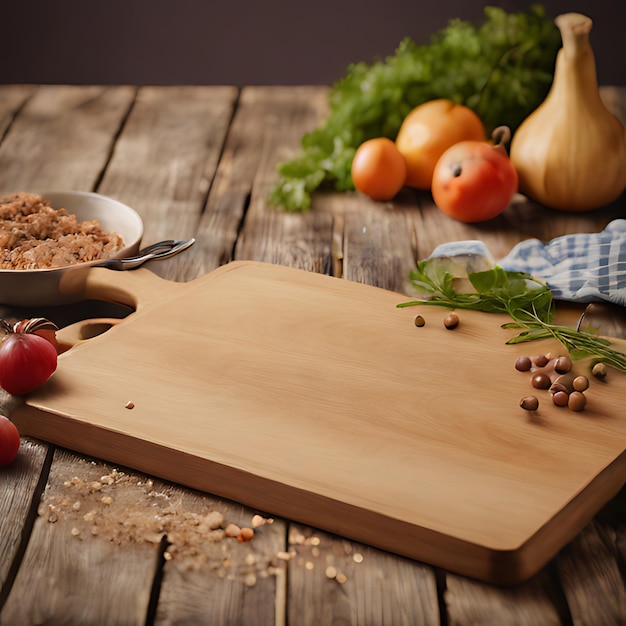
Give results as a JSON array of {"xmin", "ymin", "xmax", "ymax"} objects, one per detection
[{"xmin": 0, "ymin": 192, "xmax": 125, "ymax": 270}]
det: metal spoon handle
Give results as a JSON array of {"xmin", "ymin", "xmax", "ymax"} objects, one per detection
[{"xmin": 94, "ymin": 238, "xmax": 195, "ymax": 270}]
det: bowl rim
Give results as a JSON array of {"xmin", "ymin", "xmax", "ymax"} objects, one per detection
[{"xmin": 0, "ymin": 190, "xmax": 144, "ymax": 274}]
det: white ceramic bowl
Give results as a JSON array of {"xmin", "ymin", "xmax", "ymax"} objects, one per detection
[{"xmin": 0, "ymin": 190, "xmax": 143, "ymax": 307}]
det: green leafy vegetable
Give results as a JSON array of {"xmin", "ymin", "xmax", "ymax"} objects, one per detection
[
  {"xmin": 398, "ymin": 260, "xmax": 626, "ymax": 372},
  {"xmin": 269, "ymin": 5, "xmax": 561, "ymax": 211}
]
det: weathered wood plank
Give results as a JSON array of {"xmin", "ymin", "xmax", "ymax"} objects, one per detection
[
  {"xmin": 0, "ymin": 85, "xmax": 37, "ymax": 136},
  {"xmin": 0, "ymin": 436, "xmax": 49, "ymax": 604},
  {"xmin": 287, "ymin": 525, "xmax": 440, "ymax": 625},
  {"xmin": 445, "ymin": 570, "xmax": 566, "ymax": 625},
  {"xmin": 1, "ymin": 449, "xmax": 158, "ymax": 625},
  {"xmin": 408, "ymin": 192, "xmax": 624, "ymax": 262},
  {"xmin": 0, "ymin": 85, "xmax": 135, "ymax": 194},
  {"xmin": 232, "ymin": 87, "xmax": 335, "ymax": 273},
  {"xmin": 450, "ymin": 574, "xmax": 565, "ymax": 625},
  {"xmin": 339, "ymin": 203, "xmax": 416, "ymax": 294},
  {"xmin": 154, "ymin": 494, "xmax": 287, "ymax": 626},
  {"xmin": 97, "ymin": 86, "xmax": 239, "ymax": 281},
  {"xmin": 557, "ymin": 508, "xmax": 626, "ymax": 626}
]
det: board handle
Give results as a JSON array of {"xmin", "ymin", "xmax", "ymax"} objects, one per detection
[
  {"xmin": 82, "ymin": 267, "xmax": 186, "ymax": 310},
  {"xmin": 56, "ymin": 317, "xmax": 123, "ymax": 351}
]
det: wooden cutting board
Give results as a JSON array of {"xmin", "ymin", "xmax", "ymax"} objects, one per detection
[{"xmin": 13, "ymin": 261, "xmax": 626, "ymax": 585}]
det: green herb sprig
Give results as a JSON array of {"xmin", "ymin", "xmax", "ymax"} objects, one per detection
[
  {"xmin": 397, "ymin": 260, "xmax": 626, "ymax": 372},
  {"xmin": 269, "ymin": 5, "xmax": 560, "ymax": 211}
]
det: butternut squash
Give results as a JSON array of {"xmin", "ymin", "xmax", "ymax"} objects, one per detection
[{"xmin": 510, "ymin": 13, "xmax": 626, "ymax": 212}]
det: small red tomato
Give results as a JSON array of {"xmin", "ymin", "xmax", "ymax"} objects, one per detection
[
  {"xmin": 351, "ymin": 137, "xmax": 407, "ymax": 201},
  {"xmin": 431, "ymin": 126, "xmax": 518, "ymax": 223},
  {"xmin": 0, "ymin": 415, "xmax": 20, "ymax": 466},
  {"xmin": 0, "ymin": 331, "xmax": 58, "ymax": 395}
]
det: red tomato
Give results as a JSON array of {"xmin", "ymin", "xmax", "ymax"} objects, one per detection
[
  {"xmin": 351, "ymin": 137, "xmax": 407, "ymax": 201},
  {"xmin": 0, "ymin": 415, "xmax": 20, "ymax": 466},
  {"xmin": 431, "ymin": 128, "xmax": 518, "ymax": 223},
  {"xmin": 0, "ymin": 332, "xmax": 58, "ymax": 395}
]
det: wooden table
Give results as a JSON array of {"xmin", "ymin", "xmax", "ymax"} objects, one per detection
[{"xmin": 0, "ymin": 84, "xmax": 624, "ymax": 625}]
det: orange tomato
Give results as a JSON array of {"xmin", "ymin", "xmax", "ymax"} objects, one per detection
[
  {"xmin": 431, "ymin": 130, "xmax": 518, "ymax": 223},
  {"xmin": 395, "ymin": 100, "xmax": 486, "ymax": 190},
  {"xmin": 351, "ymin": 138, "xmax": 407, "ymax": 201}
]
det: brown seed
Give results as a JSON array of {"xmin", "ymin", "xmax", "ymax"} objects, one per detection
[
  {"xmin": 531, "ymin": 373, "xmax": 551, "ymax": 390},
  {"xmin": 514, "ymin": 356, "xmax": 532, "ymax": 372},
  {"xmin": 532, "ymin": 354, "xmax": 550, "ymax": 368},
  {"xmin": 443, "ymin": 313, "xmax": 459, "ymax": 330},
  {"xmin": 552, "ymin": 391, "xmax": 569, "ymax": 407},
  {"xmin": 520, "ymin": 396, "xmax": 539, "ymax": 411},
  {"xmin": 553, "ymin": 373, "xmax": 575, "ymax": 394},
  {"xmin": 550, "ymin": 382, "xmax": 569, "ymax": 396},
  {"xmin": 414, "ymin": 315, "xmax": 425, "ymax": 327},
  {"xmin": 568, "ymin": 391, "xmax": 587, "ymax": 412},
  {"xmin": 591, "ymin": 362, "xmax": 607, "ymax": 380},
  {"xmin": 572, "ymin": 375, "xmax": 589, "ymax": 392},
  {"xmin": 554, "ymin": 356, "xmax": 573, "ymax": 374}
]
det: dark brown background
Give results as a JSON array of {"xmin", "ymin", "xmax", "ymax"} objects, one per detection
[{"xmin": 2, "ymin": 1, "xmax": 624, "ymax": 86}]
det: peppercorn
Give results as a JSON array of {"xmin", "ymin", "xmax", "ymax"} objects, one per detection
[{"xmin": 414, "ymin": 315, "xmax": 425, "ymax": 327}]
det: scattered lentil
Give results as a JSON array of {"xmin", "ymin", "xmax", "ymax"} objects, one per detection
[
  {"xmin": 41, "ymin": 462, "xmax": 280, "ymax": 582},
  {"xmin": 414, "ymin": 315, "xmax": 426, "ymax": 327},
  {"xmin": 252, "ymin": 514, "xmax": 273, "ymax": 528},
  {"xmin": 238, "ymin": 527, "xmax": 254, "ymax": 542},
  {"xmin": 224, "ymin": 523, "xmax": 241, "ymax": 538}
]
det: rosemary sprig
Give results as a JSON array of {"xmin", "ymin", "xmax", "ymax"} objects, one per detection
[{"xmin": 398, "ymin": 259, "xmax": 626, "ymax": 372}]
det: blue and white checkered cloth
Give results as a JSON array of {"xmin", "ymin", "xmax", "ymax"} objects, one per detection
[{"xmin": 428, "ymin": 219, "xmax": 626, "ymax": 307}]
